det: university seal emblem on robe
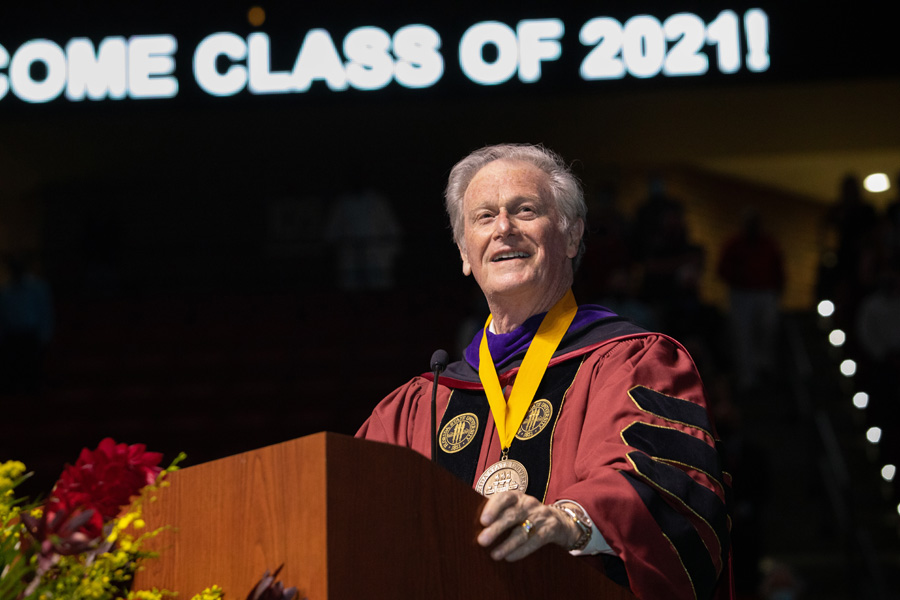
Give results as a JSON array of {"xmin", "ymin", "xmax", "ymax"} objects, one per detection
[
  {"xmin": 439, "ymin": 412, "xmax": 479, "ymax": 453},
  {"xmin": 515, "ymin": 399, "xmax": 553, "ymax": 440}
]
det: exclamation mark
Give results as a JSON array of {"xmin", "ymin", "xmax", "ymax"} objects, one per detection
[{"xmin": 744, "ymin": 8, "xmax": 770, "ymax": 72}]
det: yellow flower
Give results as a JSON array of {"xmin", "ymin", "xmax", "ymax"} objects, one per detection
[
  {"xmin": 125, "ymin": 589, "xmax": 167, "ymax": 600},
  {"xmin": 190, "ymin": 585, "xmax": 225, "ymax": 600},
  {"xmin": 117, "ymin": 512, "xmax": 136, "ymax": 530},
  {"xmin": 0, "ymin": 459, "xmax": 26, "ymax": 484},
  {"xmin": 0, "ymin": 460, "xmax": 27, "ymax": 521},
  {"xmin": 3, "ymin": 450, "xmax": 197, "ymax": 600}
]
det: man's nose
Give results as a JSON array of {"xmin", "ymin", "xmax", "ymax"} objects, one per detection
[{"xmin": 494, "ymin": 209, "xmax": 514, "ymax": 237}]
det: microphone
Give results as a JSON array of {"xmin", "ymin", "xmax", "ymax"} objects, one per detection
[
  {"xmin": 430, "ymin": 349, "xmax": 449, "ymax": 463},
  {"xmin": 430, "ymin": 349, "xmax": 449, "ymax": 373}
]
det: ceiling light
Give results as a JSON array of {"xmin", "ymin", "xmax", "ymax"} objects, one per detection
[
  {"xmin": 248, "ymin": 6, "xmax": 266, "ymax": 27},
  {"xmin": 882, "ymin": 464, "xmax": 896, "ymax": 482},
  {"xmin": 853, "ymin": 392, "xmax": 869, "ymax": 409},
  {"xmin": 840, "ymin": 359, "xmax": 856, "ymax": 377},
  {"xmin": 863, "ymin": 173, "xmax": 890, "ymax": 193},
  {"xmin": 829, "ymin": 329, "xmax": 846, "ymax": 347},
  {"xmin": 817, "ymin": 300, "xmax": 835, "ymax": 317},
  {"xmin": 867, "ymin": 427, "xmax": 882, "ymax": 444}
]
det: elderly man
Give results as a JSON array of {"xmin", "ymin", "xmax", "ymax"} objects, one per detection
[{"xmin": 357, "ymin": 144, "xmax": 733, "ymax": 600}]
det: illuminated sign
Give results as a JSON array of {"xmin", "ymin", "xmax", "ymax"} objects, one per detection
[
  {"xmin": 193, "ymin": 26, "xmax": 444, "ymax": 96},
  {"xmin": 0, "ymin": 36, "xmax": 178, "ymax": 103},
  {"xmin": 0, "ymin": 8, "xmax": 769, "ymax": 104}
]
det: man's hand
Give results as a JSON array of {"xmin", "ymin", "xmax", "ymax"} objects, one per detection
[{"xmin": 476, "ymin": 491, "xmax": 579, "ymax": 561}]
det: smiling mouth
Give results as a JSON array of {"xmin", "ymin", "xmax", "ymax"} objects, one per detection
[{"xmin": 492, "ymin": 251, "xmax": 531, "ymax": 262}]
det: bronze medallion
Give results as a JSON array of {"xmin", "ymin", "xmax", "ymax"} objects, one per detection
[
  {"xmin": 515, "ymin": 399, "xmax": 553, "ymax": 441},
  {"xmin": 439, "ymin": 413, "xmax": 479, "ymax": 454},
  {"xmin": 475, "ymin": 459, "xmax": 529, "ymax": 496}
]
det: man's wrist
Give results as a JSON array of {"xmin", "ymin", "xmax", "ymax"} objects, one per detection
[{"xmin": 552, "ymin": 501, "xmax": 593, "ymax": 552}]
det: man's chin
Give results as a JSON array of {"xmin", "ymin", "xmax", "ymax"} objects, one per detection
[{"xmin": 482, "ymin": 277, "xmax": 538, "ymax": 298}]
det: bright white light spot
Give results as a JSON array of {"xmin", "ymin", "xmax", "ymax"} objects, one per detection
[
  {"xmin": 867, "ymin": 427, "xmax": 882, "ymax": 444},
  {"xmin": 840, "ymin": 359, "xmax": 856, "ymax": 377},
  {"xmin": 829, "ymin": 329, "xmax": 846, "ymax": 347},
  {"xmin": 817, "ymin": 300, "xmax": 835, "ymax": 317},
  {"xmin": 853, "ymin": 392, "xmax": 869, "ymax": 409},
  {"xmin": 882, "ymin": 464, "xmax": 896, "ymax": 482},
  {"xmin": 863, "ymin": 173, "xmax": 890, "ymax": 193}
]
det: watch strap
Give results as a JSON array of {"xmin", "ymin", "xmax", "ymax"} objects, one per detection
[{"xmin": 554, "ymin": 502, "xmax": 592, "ymax": 552}]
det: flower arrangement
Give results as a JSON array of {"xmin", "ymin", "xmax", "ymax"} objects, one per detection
[{"xmin": 0, "ymin": 439, "xmax": 296, "ymax": 600}]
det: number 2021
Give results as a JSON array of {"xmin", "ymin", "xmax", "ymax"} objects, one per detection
[{"xmin": 579, "ymin": 9, "xmax": 769, "ymax": 80}]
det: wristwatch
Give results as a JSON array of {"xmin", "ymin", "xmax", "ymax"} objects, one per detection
[{"xmin": 554, "ymin": 502, "xmax": 593, "ymax": 552}]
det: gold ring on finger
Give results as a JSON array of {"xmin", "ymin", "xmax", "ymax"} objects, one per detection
[{"xmin": 520, "ymin": 519, "xmax": 534, "ymax": 538}]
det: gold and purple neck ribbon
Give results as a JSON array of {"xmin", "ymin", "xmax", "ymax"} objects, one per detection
[{"xmin": 478, "ymin": 289, "xmax": 578, "ymax": 450}]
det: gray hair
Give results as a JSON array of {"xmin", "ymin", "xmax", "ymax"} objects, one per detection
[{"xmin": 444, "ymin": 143, "xmax": 587, "ymax": 268}]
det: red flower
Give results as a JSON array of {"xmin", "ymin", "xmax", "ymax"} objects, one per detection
[{"xmin": 49, "ymin": 438, "xmax": 164, "ymax": 523}]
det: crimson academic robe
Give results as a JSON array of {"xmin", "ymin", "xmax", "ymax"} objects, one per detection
[{"xmin": 357, "ymin": 317, "xmax": 734, "ymax": 600}]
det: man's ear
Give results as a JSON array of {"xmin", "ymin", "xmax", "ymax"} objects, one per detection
[
  {"xmin": 458, "ymin": 244, "xmax": 472, "ymax": 276},
  {"xmin": 567, "ymin": 220, "xmax": 585, "ymax": 259}
]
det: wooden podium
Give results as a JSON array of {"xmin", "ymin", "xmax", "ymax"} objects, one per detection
[{"xmin": 134, "ymin": 432, "xmax": 634, "ymax": 599}]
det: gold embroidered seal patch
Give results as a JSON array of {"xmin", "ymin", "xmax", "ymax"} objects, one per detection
[
  {"xmin": 515, "ymin": 399, "xmax": 553, "ymax": 440},
  {"xmin": 439, "ymin": 413, "xmax": 479, "ymax": 453}
]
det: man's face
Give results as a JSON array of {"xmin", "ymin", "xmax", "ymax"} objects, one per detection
[{"xmin": 458, "ymin": 159, "xmax": 582, "ymax": 305}]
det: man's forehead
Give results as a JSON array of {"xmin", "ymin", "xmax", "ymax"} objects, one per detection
[{"xmin": 464, "ymin": 159, "xmax": 551, "ymax": 203}]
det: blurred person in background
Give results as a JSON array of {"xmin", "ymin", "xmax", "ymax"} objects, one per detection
[
  {"xmin": 0, "ymin": 253, "xmax": 54, "ymax": 395},
  {"xmin": 717, "ymin": 207, "xmax": 785, "ymax": 397}
]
